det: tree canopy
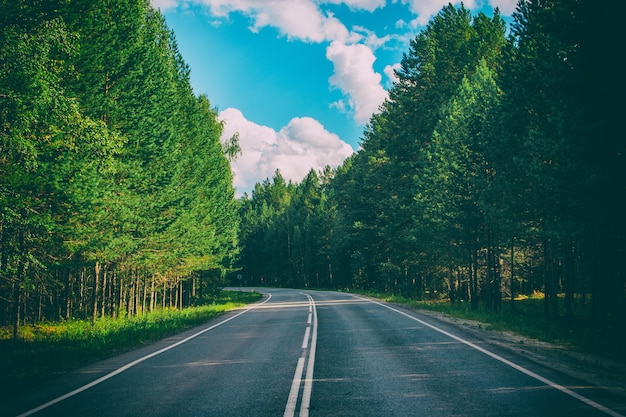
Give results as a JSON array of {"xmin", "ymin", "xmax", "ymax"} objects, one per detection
[
  {"xmin": 237, "ymin": 1, "xmax": 625, "ymax": 344},
  {"xmin": 1, "ymin": 0, "xmax": 239, "ymax": 335}
]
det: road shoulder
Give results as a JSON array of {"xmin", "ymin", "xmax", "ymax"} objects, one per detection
[{"xmin": 391, "ymin": 303, "xmax": 626, "ymax": 401}]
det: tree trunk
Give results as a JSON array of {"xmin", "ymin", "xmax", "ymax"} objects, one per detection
[
  {"xmin": 510, "ymin": 241, "xmax": 515, "ymax": 311},
  {"xmin": 118, "ymin": 270, "xmax": 125, "ymax": 318},
  {"xmin": 179, "ymin": 278, "xmax": 183, "ymax": 309},
  {"xmin": 564, "ymin": 243, "xmax": 574, "ymax": 325},
  {"xmin": 162, "ymin": 281, "xmax": 166, "ymax": 309},
  {"xmin": 65, "ymin": 268, "xmax": 73, "ymax": 319},
  {"xmin": 134, "ymin": 271, "xmax": 141, "ymax": 316},
  {"xmin": 469, "ymin": 246, "xmax": 478, "ymax": 310},
  {"xmin": 101, "ymin": 266, "xmax": 108, "ymax": 318},
  {"xmin": 543, "ymin": 239, "xmax": 559, "ymax": 320},
  {"xmin": 0, "ymin": 233, "xmax": 8, "ymax": 327},
  {"xmin": 142, "ymin": 274, "xmax": 147, "ymax": 315},
  {"xmin": 79, "ymin": 267, "xmax": 85, "ymax": 316},
  {"xmin": 93, "ymin": 261, "xmax": 100, "ymax": 323},
  {"xmin": 150, "ymin": 276, "xmax": 155, "ymax": 312},
  {"xmin": 113, "ymin": 268, "xmax": 119, "ymax": 319},
  {"xmin": 128, "ymin": 274, "xmax": 135, "ymax": 318},
  {"xmin": 11, "ymin": 271, "xmax": 22, "ymax": 340},
  {"xmin": 12, "ymin": 232, "xmax": 25, "ymax": 339}
]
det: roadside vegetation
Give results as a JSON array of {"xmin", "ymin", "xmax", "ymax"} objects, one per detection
[
  {"xmin": 237, "ymin": 0, "xmax": 625, "ymax": 359},
  {"xmin": 0, "ymin": 290, "xmax": 261, "ymax": 389},
  {"xmin": 1, "ymin": 0, "xmax": 241, "ymax": 339},
  {"xmin": 360, "ymin": 290, "xmax": 623, "ymax": 360}
]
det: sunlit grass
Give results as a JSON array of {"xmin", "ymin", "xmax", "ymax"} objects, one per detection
[{"xmin": 0, "ymin": 290, "xmax": 262, "ymax": 387}]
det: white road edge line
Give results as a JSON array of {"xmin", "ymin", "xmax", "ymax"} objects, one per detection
[
  {"xmin": 355, "ymin": 295, "xmax": 624, "ymax": 417},
  {"xmin": 284, "ymin": 294, "xmax": 318, "ymax": 417},
  {"xmin": 302, "ymin": 326, "xmax": 311, "ymax": 349},
  {"xmin": 300, "ymin": 294, "xmax": 318, "ymax": 417},
  {"xmin": 16, "ymin": 294, "xmax": 273, "ymax": 417},
  {"xmin": 283, "ymin": 357, "xmax": 306, "ymax": 417}
]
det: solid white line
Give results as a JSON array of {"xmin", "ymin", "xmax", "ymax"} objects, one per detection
[
  {"xmin": 355, "ymin": 295, "xmax": 625, "ymax": 417},
  {"xmin": 16, "ymin": 294, "xmax": 273, "ymax": 417},
  {"xmin": 300, "ymin": 294, "xmax": 318, "ymax": 417},
  {"xmin": 302, "ymin": 326, "xmax": 311, "ymax": 349},
  {"xmin": 283, "ymin": 357, "xmax": 306, "ymax": 417}
]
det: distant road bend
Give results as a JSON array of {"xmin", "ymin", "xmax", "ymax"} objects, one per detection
[{"xmin": 10, "ymin": 288, "xmax": 626, "ymax": 417}]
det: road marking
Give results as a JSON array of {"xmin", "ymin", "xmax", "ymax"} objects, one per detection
[
  {"xmin": 283, "ymin": 357, "xmax": 306, "ymax": 417},
  {"xmin": 284, "ymin": 294, "xmax": 318, "ymax": 417},
  {"xmin": 16, "ymin": 294, "xmax": 273, "ymax": 417},
  {"xmin": 356, "ymin": 295, "xmax": 624, "ymax": 417},
  {"xmin": 300, "ymin": 294, "xmax": 318, "ymax": 417},
  {"xmin": 302, "ymin": 326, "xmax": 311, "ymax": 349}
]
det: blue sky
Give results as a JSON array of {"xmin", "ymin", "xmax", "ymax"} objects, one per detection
[{"xmin": 152, "ymin": 0, "xmax": 517, "ymax": 195}]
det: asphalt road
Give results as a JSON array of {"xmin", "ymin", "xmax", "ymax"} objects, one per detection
[{"xmin": 7, "ymin": 288, "xmax": 626, "ymax": 417}]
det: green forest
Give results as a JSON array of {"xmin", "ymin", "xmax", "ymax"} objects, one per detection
[
  {"xmin": 1, "ymin": 0, "xmax": 239, "ymax": 338},
  {"xmin": 1, "ymin": 0, "xmax": 625, "ymax": 349},
  {"xmin": 237, "ymin": 1, "xmax": 625, "ymax": 339}
]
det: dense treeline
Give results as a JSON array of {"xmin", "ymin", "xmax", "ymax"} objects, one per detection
[
  {"xmin": 0, "ymin": 0, "xmax": 239, "ymax": 337},
  {"xmin": 238, "ymin": 0, "xmax": 625, "ymax": 337}
]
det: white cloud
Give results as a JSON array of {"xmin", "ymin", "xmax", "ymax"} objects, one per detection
[
  {"xmin": 150, "ymin": 0, "xmax": 179, "ymax": 10},
  {"xmin": 326, "ymin": 40, "xmax": 388, "ymax": 124},
  {"xmin": 401, "ymin": 0, "xmax": 515, "ymax": 27},
  {"xmin": 351, "ymin": 25, "xmax": 392, "ymax": 49},
  {"xmin": 402, "ymin": 0, "xmax": 478, "ymax": 26},
  {"xmin": 329, "ymin": 99, "xmax": 348, "ymax": 113},
  {"xmin": 384, "ymin": 62, "xmax": 401, "ymax": 87},
  {"xmin": 395, "ymin": 18, "xmax": 408, "ymax": 29},
  {"xmin": 162, "ymin": 0, "xmax": 392, "ymax": 125},
  {"xmin": 197, "ymin": 0, "xmax": 349, "ymax": 42},
  {"xmin": 488, "ymin": 0, "xmax": 518, "ymax": 15},
  {"xmin": 323, "ymin": 0, "xmax": 387, "ymax": 12},
  {"xmin": 219, "ymin": 108, "xmax": 354, "ymax": 195}
]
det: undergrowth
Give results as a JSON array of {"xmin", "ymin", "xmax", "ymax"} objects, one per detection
[{"xmin": 0, "ymin": 290, "xmax": 262, "ymax": 388}]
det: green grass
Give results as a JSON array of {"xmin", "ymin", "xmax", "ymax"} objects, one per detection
[
  {"xmin": 0, "ymin": 290, "xmax": 262, "ymax": 388},
  {"xmin": 357, "ymin": 291, "xmax": 625, "ymax": 361}
]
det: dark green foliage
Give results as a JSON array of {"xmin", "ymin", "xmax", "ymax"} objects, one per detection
[
  {"xmin": 497, "ymin": 0, "xmax": 626, "ymax": 326},
  {"xmin": 1, "ymin": 0, "xmax": 239, "ymax": 334},
  {"xmin": 237, "ymin": 1, "xmax": 625, "ymax": 347}
]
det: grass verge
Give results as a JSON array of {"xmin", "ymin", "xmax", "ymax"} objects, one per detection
[
  {"xmin": 0, "ymin": 290, "xmax": 262, "ymax": 388},
  {"xmin": 357, "ymin": 291, "xmax": 625, "ymax": 361}
]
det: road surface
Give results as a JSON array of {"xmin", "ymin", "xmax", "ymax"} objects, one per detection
[{"xmin": 7, "ymin": 288, "xmax": 626, "ymax": 416}]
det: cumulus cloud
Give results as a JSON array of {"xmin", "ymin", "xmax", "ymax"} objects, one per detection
[
  {"xmin": 401, "ymin": 0, "xmax": 516, "ymax": 27},
  {"xmin": 326, "ymin": 41, "xmax": 388, "ymax": 124},
  {"xmin": 219, "ymin": 108, "xmax": 354, "ymax": 195},
  {"xmin": 151, "ymin": 0, "xmax": 178, "ymax": 10},
  {"xmin": 197, "ymin": 0, "xmax": 349, "ymax": 42},
  {"xmin": 402, "ymin": 0, "xmax": 478, "ymax": 26},
  {"xmin": 323, "ymin": 0, "xmax": 387, "ymax": 12},
  {"xmin": 488, "ymin": 0, "xmax": 518, "ymax": 15},
  {"xmin": 158, "ymin": 0, "xmax": 391, "ymax": 124},
  {"xmin": 384, "ymin": 62, "xmax": 402, "ymax": 87},
  {"xmin": 351, "ymin": 25, "xmax": 392, "ymax": 49}
]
